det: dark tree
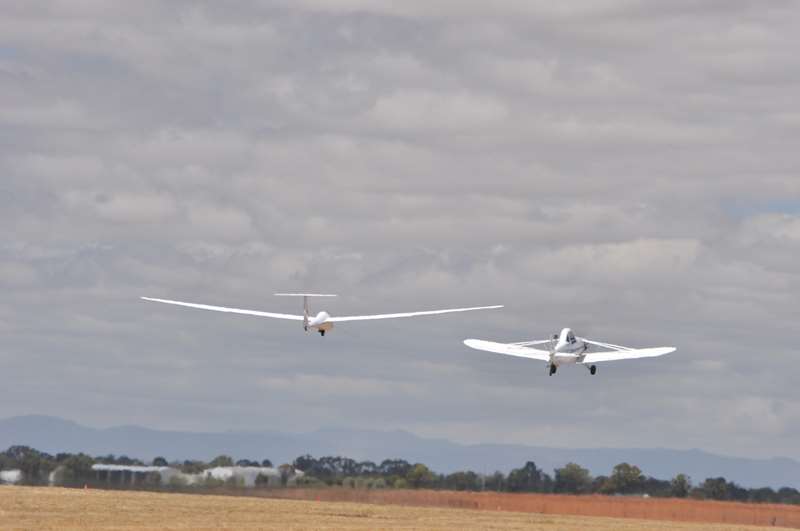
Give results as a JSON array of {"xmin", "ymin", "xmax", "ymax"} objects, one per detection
[
  {"xmin": 3, "ymin": 446, "xmax": 56, "ymax": 485},
  {"xmin": 444, "ymin": 471, "xmax": 482, "ymax": 491},
  {"xmin": 209, "ymin": 455, "xmax": 234, "ymax": 467},
  {"xmin": 406, "ymin": 464, "xmax": 435, "ymax": 488},
  {"xmin": 180, "ymin": 460, "xmax": 207, "ymax": 474},
  {"xmin": 670, "ymin": 474, "xmax": 692, "ymax": 498},
  {"xmin": 727, "ymin": 481, "xmax": 748, "ymax": 502},
  {"xmin": 484, "ymin": 471, "xmax": 506, "ymax": 492},
  {"xmin": 293, "ymin": 455, "xmax": 317, "ymax": 472},
  {"xmin": 356, "ymin": 460, "xmax": 378, "ymax": 476},
  {"xmin": 507, "ymin": 461, "xmax": 548, "ymax": 493},
  {"xmin": 777, "ymin": 487, "xmax": 800, "ymax": 504},
  {"xmin": 59, "ymin": 454, "xmax": 95, "ymax": 485},
  {"xmin": 642, "ymin": 477, "xmax": 671, "ymax": 497},
  {"xmin": 378, "ymin": 459, "xmax": 412, "ymax": 477},
  {"xmin": 602, "ymin": 463, "xmax": 645, "ymax": 495},
  {"xmin": 700, "ymin": 477, "xmax": 729, "ymax": 500},
  {"xmin": 554, "ymin": 463, "xmax": 592, "ymax": 494},
  {"xmin": 749, "ymin": 487, "xmax": 776, "ymax": 503},
  {"xmin": 591, "ymin": 475, "xmax": 609, "ymax": 494}
]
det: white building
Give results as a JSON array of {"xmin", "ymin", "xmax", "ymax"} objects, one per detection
[
  {"xmin": 90, "ymin": 464, "xmax": 300, "ymax": 487},
  {"xmin": 0, "ymin": 469, "xmax": 22, "ymax": 484}
]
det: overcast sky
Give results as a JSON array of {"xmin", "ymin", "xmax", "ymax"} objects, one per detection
[{"xmin": 2, "ymin": 1, "xmax": 799, "ymax": 460}]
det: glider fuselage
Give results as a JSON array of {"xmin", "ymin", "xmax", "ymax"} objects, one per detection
[{"xmin": 307, "ymin": 311, "xmax": 333, "ymax": 332}]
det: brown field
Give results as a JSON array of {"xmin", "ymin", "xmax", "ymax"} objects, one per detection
[
  {"xmin": 257, "ymin": 487, "xmax": 800, "ymax": 528},
  {"xmin": 0, "ymin": 486, "xmax": 795, "ymax": 530}
]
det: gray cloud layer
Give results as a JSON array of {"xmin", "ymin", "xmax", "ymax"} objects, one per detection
[{"xmin": 1, "ymin": 1, "xmax": 799, "ymax": 460}]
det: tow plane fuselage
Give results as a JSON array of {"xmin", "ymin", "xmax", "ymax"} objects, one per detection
[{"xmin": 550, "ymin": 327, "xmax": 589, "ymax": 367}]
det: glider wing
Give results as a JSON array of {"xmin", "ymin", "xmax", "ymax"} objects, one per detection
[
  {"xmin": 328, "ymin": 305, "xmax": 503, "ymax": 322},
  {"xmin": 141, "ymin": 297, "xmax": 305, "ymax": 320}
]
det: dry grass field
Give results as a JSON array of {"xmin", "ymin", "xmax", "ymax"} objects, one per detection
[
  {"xmin": 0, "ymin": 486, "xmax": 792, "ymax": 530},
  {"xmin": 263, "ymin": 487, "xmax": 800, "ymax": 528}
]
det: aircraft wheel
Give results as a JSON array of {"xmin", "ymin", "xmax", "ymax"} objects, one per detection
[
  {"xmin": 549, "ymin": 364, "xmax": 557, "ymax": 376},
  {"xmin": 590, "ymin": 365, "xmax": 597, "ymax": 375},
  {"xmin": 319, "ymin": 330, "xmax": 325, "ymax": 337}
]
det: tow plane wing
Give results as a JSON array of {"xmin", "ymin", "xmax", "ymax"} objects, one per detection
[
  {"xmin": 462, "ymin": 339, "xmax": 550, "ymax": 361},
  {"xmin": 580, "ymin": 346, "xmax": 675, "ymax": 363},
  {"xmin": 464, "ymin": 332, "xmax": 675, "ymax": 375}
]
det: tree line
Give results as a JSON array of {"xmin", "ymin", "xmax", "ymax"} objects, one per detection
[
  {"xmin": 292, "ymin": 455, "xmax": 800, "ymax": 504},
  {"xmin": 2, "ymin": 445, "xmax": 799, "ymax": 505}
]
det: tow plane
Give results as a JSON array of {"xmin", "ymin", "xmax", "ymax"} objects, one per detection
[
  {"xmin": 142, "ymin": 294, "xmax": 502, "ymax": 336},
  {"xmin": 464, "ymin": 328, "xmax": 675, "ymax": 375}
]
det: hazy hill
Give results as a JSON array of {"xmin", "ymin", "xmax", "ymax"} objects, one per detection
[{"xmin": 2, "ymin": 415, "xmax": 798, "ymax": 489}]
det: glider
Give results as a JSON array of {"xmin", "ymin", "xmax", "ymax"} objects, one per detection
[
  {"xmin": 464, "ymin": 327, "xmax": 675, "ymax": 375},
  {"xmin": 142, "ymin": 293, "xmax": 502, "ymax": 336}
]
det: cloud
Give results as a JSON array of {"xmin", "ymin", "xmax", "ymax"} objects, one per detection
[
  {"xmin": 186, "ymin": 203, "xmax": 254, "ymax": 241},
  {"xmin": 0, "ymin": 262, "xmax": 38, "ymax": 288},
  {"xmin": 0, "ymin": 100, "xmax": 95, "ymax": 129},
  {"xmin": 273, "ymin": 0, "xmax": 642, "ymax": 19},
  {"xmin": 530, "ymin": 238, "xmax": 701, "ymax": 284},
  {"xmin": 738, "ymin": 214, "xmax": 800, "ymax": 246},
  {"xmin": 259, "ymin": 373, "xmax": 422, "ymax": 398},
  {"xmin": 368, "ymin": 90, "xmax": 508, "ymax": 131},
  {"xmin": 63, "ymin": 191, "xmax": 177, "ymax": 225}
]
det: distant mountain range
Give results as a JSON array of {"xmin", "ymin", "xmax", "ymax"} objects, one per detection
[{"xmin": 1, "ymin": 415, "xmax": 798, "ymax": 489}]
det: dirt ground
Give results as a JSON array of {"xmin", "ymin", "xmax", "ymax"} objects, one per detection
[
  {"xmin": 261, "ymin": 487, "xmax": 800, "ymax": 528},
  {"xmin": 0, "ymin": 486, "xmax": 792, "ymax": 530}
]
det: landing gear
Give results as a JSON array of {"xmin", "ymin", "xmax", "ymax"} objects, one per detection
[
  {"xmin": 319, "ymin": 330, "xmax": 325, "ymax": 337},
  {"xmin": 548, "ymin": 364, "xmax": 557, "ymax": 376},
  {"xmin": 589, "ymin": 365, "xmax": 597, "ymax": 375}
]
